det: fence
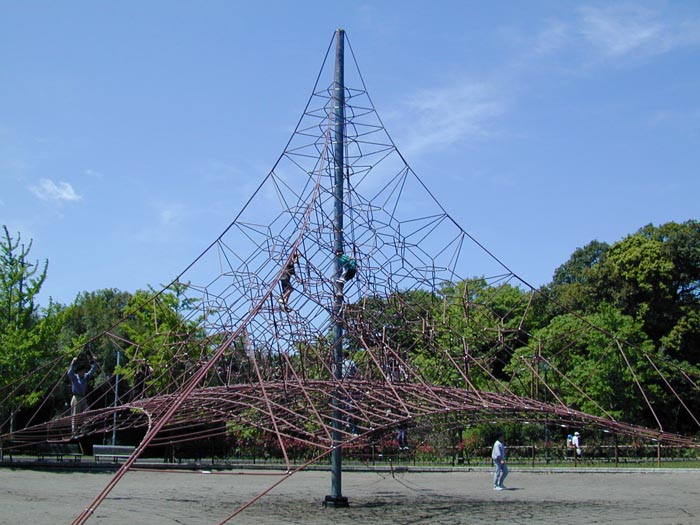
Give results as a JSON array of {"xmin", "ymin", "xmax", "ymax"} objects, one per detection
[{"xmin": 337, "ymin": 441, "xmax": 700, "ymax": 468}]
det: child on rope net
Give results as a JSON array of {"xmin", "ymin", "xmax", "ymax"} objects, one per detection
[
  {"xmin": 335, "ymin": 252, "xmax": 357, "ymax": 297},
  {"xmin": 278, "ymin": 251, "xmax": 300, "ymax": 311}
]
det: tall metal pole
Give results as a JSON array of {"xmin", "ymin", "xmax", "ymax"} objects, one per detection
[
  {"xmin": 325, "ymin": 28, "xmax": 349, "ymax": 508},
  {"xmin": 111, "ymin": 348, "xmax": 121, "ymax": 446}
]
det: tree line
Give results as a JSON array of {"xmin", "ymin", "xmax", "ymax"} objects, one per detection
[{"xmin": 1, "ymin": 220, "xmax": 698, "ymax": 436}]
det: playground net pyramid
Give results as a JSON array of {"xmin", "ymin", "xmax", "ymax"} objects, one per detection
[{"xmin": 3, "ymin": 30, "xmax": 698, "ymax": 524}]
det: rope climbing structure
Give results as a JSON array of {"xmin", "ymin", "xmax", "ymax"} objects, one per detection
[{"xmin": 2, "ymin": 29, "xmax": 698, "ymax": 524}]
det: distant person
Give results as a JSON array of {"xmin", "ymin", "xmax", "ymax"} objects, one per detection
[
  {"xmin": 278, "ymin": 251, "xmax": 300, "ymax": 311},
  {"xmin": 491, "ymin": 431, "xmax": 508, "ymax": 490},
  {"xmin": 67, "ymin": 356, "xmax": 98, "ymax": 435},
  {"xmin": 397, "ymin": 421, "xmax": 409, "ymax": 450},
  {"xmin": 566, "ymin": 434, "xmax": 574, "ymax": 458},
  {"xmin": 572, "ymin": 431, "xmax": 582, "ymax": 458},
  {"xmin": 336, "ymin": 253, "xmax": 357, "ymax": 283},
  {"xmin": 335, "ymin": 253, "xmax": 357, "ymax": 296}
]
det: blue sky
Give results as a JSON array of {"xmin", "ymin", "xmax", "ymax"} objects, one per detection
[{"xmin": 2, "ymin": 1, "xmax": 699, "ymax": 306}]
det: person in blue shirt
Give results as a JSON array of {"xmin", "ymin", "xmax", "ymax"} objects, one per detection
[
  {"xmin": 67, "ymin": 356, "xmax": 98, "ymax": 435},
  {"xmin": 491, "ymin": 431, "xmax": 508, "ymax": 490}
]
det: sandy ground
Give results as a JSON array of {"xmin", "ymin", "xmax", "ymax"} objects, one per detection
[{"xmin": 1, "ymin": 466, "xmax": 699, "ymax": 524}]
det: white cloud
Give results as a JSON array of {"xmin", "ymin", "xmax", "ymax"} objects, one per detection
[
  {"xmin": 395, "ymin": 81, "xmax": 505, "ymax": 156},
  {"xmin": 578, "ymin": 4, "xmax": 700, "ymax": 59},
  {"xmin": 127, "ymin": 203, "xmax": 186, "ymax": 244},
  {"xmin": 533, "ymin": 19, "xmax": 571, "ymax": 56},
  {"xmin": 647, "ymin": 107, "xmax": 700, "ymax": 134},
  {"xmin": 30, "ymin": 179, "xmax": 82, "ymax": 202},
  {"xmin": 579, "ymin": 5, "xmax": 662, "ymax": 57},
  {"xmin": 84, "ymin": 168, "xmax": 104, "ymax": 179},
  {"xmin": 159, "ymin": 205, "xmax": 183, "ymax": 227},
  {"xmin": 375, "ymin": 4, "xmax": 700, "ymax": 165},
  {"xmin": 519, "ymin": 6, "xmax": 700, "ymax": 71}
]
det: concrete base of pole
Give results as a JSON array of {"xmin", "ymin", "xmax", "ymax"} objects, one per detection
[{"xmin": 323, "ymin": 495, "xmax": 349, "ymax": 508}]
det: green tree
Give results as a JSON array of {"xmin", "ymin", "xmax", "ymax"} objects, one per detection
[
  {"xmin": 61, "ymin": 288, "xmax": 132, "ymax": 373},
  {"xmin": 0, "ymin": 226, "xmax": 52, "ymax": 432},
  {"xmin": 639, "ymin": 220, "xmax": 700, "ymax": 309},
  {"xmin": 536, "ymin": 240, "xmax": 609, "ymax": 322},
  {"xmin": 661, "ymin": 310, "xmax": 700, "ymax": 364},
  {"xmin": 600, "ymin": 234, "xmax": 675, "ymax": 339},
  {"xmin": 594, "ymin": 221, "xmax": 700, "ymax": 345},
  {"xmin": 0, "ymin": 226, "xmax": 47, "ymax": 332},
  {"xmin": 431, "ymin": 278, "xmax": 532, "ymax": 389},
  {"xmin": 118, "ymin": 285, "xmax": 206, "ymax": 395},
  {"xmin": 507, "ymin": 305, "xmax": 663, "ymax": 425},
  {"xmin": 343, "ymin": 290, "xmax": 438, "ymax": 381}
]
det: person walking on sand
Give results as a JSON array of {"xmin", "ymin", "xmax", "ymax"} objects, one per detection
[{"xmin": 492, "ymin": 430, "xmax": 508, "ymax": 490}]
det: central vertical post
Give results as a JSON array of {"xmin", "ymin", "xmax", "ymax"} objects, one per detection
[{"xmin": 325, "ymin": 28, "xmax": 349, "ymax": 508}]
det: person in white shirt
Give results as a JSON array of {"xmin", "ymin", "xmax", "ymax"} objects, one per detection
[
  {"xmin": 491, "ymin": 431, "xmax": 508, "ymax": 490},
  {"xmin": 572, "ymin": 431, "xmax": 582, "ymax": 458}
]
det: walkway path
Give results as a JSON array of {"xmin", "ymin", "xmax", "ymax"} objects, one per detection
[{"xmin": 1, "ymin": 467, "xmax": 698, "ymax": 524}]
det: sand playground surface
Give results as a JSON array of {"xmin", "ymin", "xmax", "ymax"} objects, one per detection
[{"xmin": 1, "ymin": 466, "xmax": 699, "ymax": 524}]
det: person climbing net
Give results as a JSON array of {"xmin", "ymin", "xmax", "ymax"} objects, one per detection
[
  {"xmin": 336, "ymin": 252, "xmax": 357, "ymax": 294},
  {"xmin": 278, "ymin": 251, "xmax": 300, "ymax": 311},
  {"xmin": 337, "ymin": 253, "xmax": 356, "ymax": 283}
]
